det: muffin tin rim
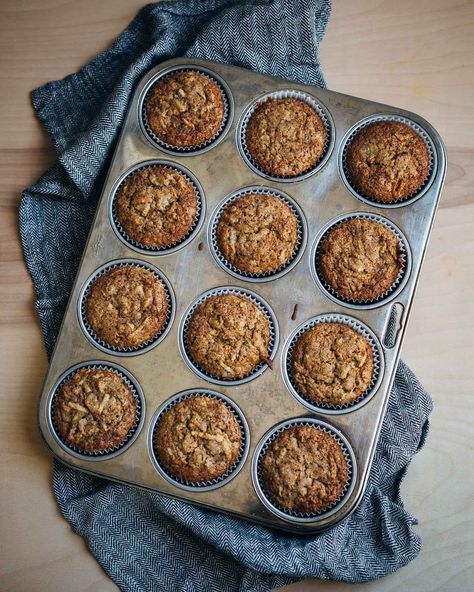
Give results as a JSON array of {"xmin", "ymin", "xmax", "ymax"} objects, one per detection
[
  {"xmin": 108, "ymin": 159, "xmax": 206, "ymax": 255},
  {"xmin": 36, "ymin": 57, "xmax": 447, "ymax": 534},
  {"xmin": 281, "ymin": 313, "xmax": 385, "ymax": 415},
  {"xmin": 45, "ymin": 360, "xmax": 146, "ymax": 462},
  {"xmin": 138, "ymin": 64, "xmax": 235, "ymax": 156},
  {"xmin": 147, "ymin": 388, "xmax": 250, "ymax": 492},
  {"xmin": 207, "ymin": 184, "xmax": 308, "ymax": 283},
  {"xmin": 77, "ymin": 258, "xmax": 176, "ymax": 356},
  {"xmin": 178, "ymin": 285, "xmax": 280, "ymax": 386},
  {"xmin": 237, "ymin": 88, "xmax": 336, "ymax": 183},
  {"xmin": 338, "ymin": 113, "xmax": 438, "ymax": 209},
  {"xmin": 310, "ymin": 211, "xmax": 413, "ymax": 310},
  {"xmin": 251, "ymin": 417, "xmax": 357, "ymax": 524}
]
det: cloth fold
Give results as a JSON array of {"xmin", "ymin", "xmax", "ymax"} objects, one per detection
[{"xmin": 20, "ymin": 1, "xmax": 432, "ymax": 590}]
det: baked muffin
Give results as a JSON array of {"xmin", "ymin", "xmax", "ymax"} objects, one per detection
[
  {"xmin": 54, "ymin": 368, "xmax": 137, "ymax": 453},
  {"xmin": 246, "ymin": 97, "xmax": 327, "ymax": 177},
  {"xmin": 260, "ymin": 425, "xmax": 348, "ymax": 513},
  {"xmin": 216, "ymin": 193, "xmax": 298, "ymax": 274},
  {"xmin": 85, "ymin": 265, "xmax": 169, "ymax": 349},
  {"xmin": 116, "ymin": 166, "xmax": 198, "ymax": 248},
  {"xmin": 154, "ymin": 395, "xmax": 241, "ymax": 482},
  {"xmin": 291, "ymin": 322, "xmax": 374, "ymax": 406},
  {"xmin": 144, "ymin": 70, "xmax": 225, "ymax": 147},
  {"xmin": 318, "ymin": 218, "xmax": 403, "ymax": 302},
  {"xmin": 346, "ymin": 120, "xmax": 430, "ymax": 202},
  {"xmin": 186, "ymin": 294, "xmax": 270, "ymax": 380}
]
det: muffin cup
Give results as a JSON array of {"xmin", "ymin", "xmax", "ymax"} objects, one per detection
[
  {"xmin": 78, "ymin": 259, "xmax": 175, "ymax": 356},
  {"xmin": 311, "ymin": 212, "xmax": 412, "ymax": 310},
  {"xmin": 47, "ymin": 361, "xmax": 145, "ymax": 461},
  {"xmin": 252, "ymin": 418, "xmax": 356, "ymax": 523},
  {"xmin": 109, "ymin": 160, "xmax": 205, "ymax": 255},
  {"xmin": 208, "ymin": 185, "xmax": 307, "ymax": 282},
  {"xmin": 238, "ymin": 89, "xmax": 335, "ymax": 182},
  {"xmin": 148, "ymin": 389, "xmax": 249, "ymax": 491},
  {"xmin": 139, "ymin": 65, "xmax": 233, "ymax": 155},
  {"xmin": 282, "ymin": 313, "xmax": 384, "ymax": 414},
  {"xmin": 339, "ymin": 114, "xmax": 437, "ymax": 208},
  {"xmin": 178, "ymin": 286, "xmax": 279, "ymax": 386}
]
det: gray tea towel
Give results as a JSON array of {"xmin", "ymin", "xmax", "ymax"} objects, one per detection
[{"xmin": 19, "ymin": 1, "xmax": 433, "ymax": 590}]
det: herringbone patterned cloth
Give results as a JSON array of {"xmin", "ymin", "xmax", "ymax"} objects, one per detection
[{"xmin": 19, "ymin": 1, "xmax": 433, "ymax": 590}]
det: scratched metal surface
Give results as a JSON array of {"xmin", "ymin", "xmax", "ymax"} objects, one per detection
[{"xmin": 37, "ymin": 58, "xmax": 447, "ymax": 534}]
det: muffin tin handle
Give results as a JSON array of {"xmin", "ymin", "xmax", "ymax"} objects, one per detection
[{"xmin": 383, "ymin": 302, "xmax": 404, "ymax": 349}]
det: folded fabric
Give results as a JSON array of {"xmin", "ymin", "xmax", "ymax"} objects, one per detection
[{"xmin": 19, "ymin": 1, "xmax": 433, "ymax": 590}]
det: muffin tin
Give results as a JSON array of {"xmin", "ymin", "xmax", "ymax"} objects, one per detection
[{"xmin": 37, "ymin": 58, "xmax": 446, "ymax": 534}]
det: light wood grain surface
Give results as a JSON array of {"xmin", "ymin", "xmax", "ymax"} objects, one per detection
[{"xmin": 0, "ymin": 1, "xmax": 473, "ymax": 591}]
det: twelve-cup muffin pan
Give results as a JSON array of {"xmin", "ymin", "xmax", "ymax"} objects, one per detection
[{"xmin": 38, "ymin": 58, "xmax": 447, "ymax": 534}]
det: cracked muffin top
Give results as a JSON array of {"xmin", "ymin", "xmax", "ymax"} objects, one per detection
[
  {"xmin": 345, "ymin": 120, "xmax": 430, "ymax": 202},
  {"xmin": 260, "ymin": 424, "xmax": 348, "ymax": 514},
  {"xmin": 116, "ymin": 166, "xmax": 198, "ymax": 248},
  {"xmin": 144, "ymin": 70, "xmax": 225, "ymax": 147},
  {"xmin": 216, "ymin": 193, "xmax": 298, "ymax": 274},
  {"xmin": 54, "ymin": 368, "xmax": 137, "ymax": 453},
  {"xmin": 154, "ymin": 395, "xmax": 241, "ymax": 482},
  {"xmin": 246, "ymin": 97, "xmax": 327, "ymax": 177},
  {"xmin": 84, "ymin": 265, "xmax": 169, "ymax": 349},
  {"xmin": 186, "ymin": 294, "xmax": 270, "ymax": 380},
  {"xmin": 291, "ymin": 322, "xmax": 374, "ymax": 407},
  {"xmin": 318, "ymin": 218, "xmax": 404, "ymax": 302}
]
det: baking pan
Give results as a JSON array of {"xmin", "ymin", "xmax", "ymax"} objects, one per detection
[{"xmin": 37, "ymin": 58, "xmax": 447, "ymax": 534}]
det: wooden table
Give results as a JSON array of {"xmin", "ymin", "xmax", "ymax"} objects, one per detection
[{"xmin": 1, "ymin": 1, "xmax": 473, "ymax": 590}]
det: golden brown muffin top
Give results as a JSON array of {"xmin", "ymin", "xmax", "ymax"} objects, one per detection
[
  {"xmin": 85, "ymin": 265, "xmax": 169, "ymax": 349},
  {"xmin": 145, "ymin": 70, "xmax": 225, "ymax": 147},
  {"xmin": 54, "ymin": 368, "xmax": 137, "ymax": 453},
  {"xmin": 291, "ymin": 322, "xmax": 374, "ymax": 406},
  {"xmin": 346, "ymin": 120, "xmax": 430, "ymax": 202},
  {"xmin": 216, "ymin": 193, "xmax": 298, "ymax": 274},
  {"xmin": 246, "ymin": 97, "xmax": 327, "ymax": 177},
  {"xmin": 154, "ymin": 395, "xmax": 241, "ymax": 483},
  {"xmin": 116, "ymin": 166, "xmax": 198, "ymax": 248},
  {"xmin": 260, "ymin": 425, "xmax": 348, "ymax": 514},
  {"xmin": 186, "ymin": 294, "xmax": 270, "ymax": 380},
  {"xmin": 318, "ymin": 218, "xmax": 403, "ymax": 302}
]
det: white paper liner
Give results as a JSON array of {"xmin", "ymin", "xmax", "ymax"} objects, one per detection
[
  {"xmin": 282, "ymin": 313, "xmax": 384, "ymax": 414},
  {"xmin": 149, "ymin": 390, "xmax": 249, "ymax": 491},
  {"xmin": 179, "ymin": 286, "xmax": 279, "ymax": 386},
  {"xmin": 79, "ymin": 260, "xmax": 174, "ymax": 356},
  {"xmin": 141, "ymin": 66, "xmax": 232, "ymax": 154},
  {"xmin": 110, "ymin": 161, "xmax": 204, "ymax": 254},
  {"xmin": 340, "ymin": 114, "xmax": 437, "ymax": 208},
  {"xmin": 313, "ymin": 213, "xmax": 411, "ymax": 308},
  {"xmin": 209, "ymin": 186, "xmax": 307, "ymax": 282},
  {"xmin": 49, "ymin": 362, "xmax": 143, "ymax": 459},
  {"xmin": 238, "ymin": 89, "xmax": 334, "ymax": 182},
  {"xmin": 254, "ymin": 418, "xmax": 355, "ymax": 521}
]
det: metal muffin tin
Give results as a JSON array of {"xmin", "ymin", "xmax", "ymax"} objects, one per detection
[{"xmin": 37, "ymin": 57, "xmax": 447, "ymax": 534}]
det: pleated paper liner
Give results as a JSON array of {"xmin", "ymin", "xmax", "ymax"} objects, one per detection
[
  {"xmin": 312, "ymin": 212, "xmax": 412, "ymax": 310},
  {"xmin": 78, "ymin": 259, "xmax": 175, "ymax": 356},
  {"xmin": 252, "ymin": 418, "xmax": 357, "ymax": 523},
  {"xmin": 282, "ymin": 313, "xmax": 385, "ymax": 415},
  {"xmin": 110, "ymin": 160, "xmax": 205, "ymax": 255},
  {"xmin": 238, "ymin": 88, "xmax": 335, "ymax": 182},
  {"xmin": 48, "ymin": 361, "xmax": 145, "ymax": 461},
  {"xmin": 208, "ymin": 185, "xmax": 308, "ymax": 283},
  {"xmin": 148, "ymin": 389, "xmax": 249, "ymax": 492},
  {"xmin": 140, "ymin": 65, "xmax": 233, "ymax": 155},
  {"xmin": 339, "ymin": 113, "xmax": 437, "ymax": 208},
  {"xmin": 178, "ymin": 286, "xmax": 279, "ymax": 386}
]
